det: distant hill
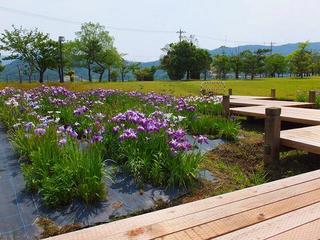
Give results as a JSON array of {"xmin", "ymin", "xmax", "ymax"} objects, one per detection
[
  {"xmin": 210, "ymin": 42, "xmax": 320, "ymax": 56},
  {"xmin": 1, "ymin": 42, "xmax": 320, "ymax": 81}
]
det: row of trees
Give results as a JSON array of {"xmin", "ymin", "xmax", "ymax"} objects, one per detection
[
  {"xmin": 211, "ymin": 42, "xmax": 320, "ymax": 79},
  {"xmin": 1, "ymin": 23, "xmax": 319, "ymax": 82},
  {"xmin": 0, "ymin": 23, "xmax": 157, "ymax": 83},
  {"xmin": 160, "ymin": 40, "xmax": 320, "ymax": 80}
]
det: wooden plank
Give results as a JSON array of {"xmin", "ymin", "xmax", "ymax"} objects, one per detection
[
  {"xmin": 211, "ymin": 202, "xmax": 320, "ymax": 240},
  {"xmin": 280, "ymin": 126, "xmax": 320, "ymax": 154},
  {"xmin": 231, "ymin": 106, "xmax": 320, "ymax": 125},
  {"xmin": 230, "ymin": 99, "xmax": 315, "ymax": 108},
  {"xmin": 47, "ymin": 175, "xmax": 320, "ymax": 240},
  {"xmin": 231, "ymin": 96, "xmax": 274, "ymax": 100},
  {"xmin": 165, "ymin": 188, "xmax": 320, "ymax": 239},
  {"xmin": 46, "ymin": 170, "xmax": 320, "ymax": 240},
  {"xmin": 266, "ymin": 218, "xmax": 320, "ymax": 240}
]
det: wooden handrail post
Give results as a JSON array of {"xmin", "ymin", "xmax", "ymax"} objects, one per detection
[
  {"xmin": 228, "ymin": 88, "xmax": 233, "ymax": 96},
  {"xmin": 271, "ymin": 89, "xmax": 276, "ymax": 99},
  {"xmin": 264, "ymin": 107, "xmax": 281, "ymax": 171},
  {"xmin": 222, "ymin": 95, "xmax": 230, "ymax": 117},
  {"xmin": 309, "ymin": 90, "xmax": 316, "ymax": 103}
]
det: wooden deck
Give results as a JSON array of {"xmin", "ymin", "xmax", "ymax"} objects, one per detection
[
  {"xmin": 47, "ymin": 170, "xmax": 320, "ymax": 240},
  {"xmin": 230, "ymin": 95, "xmax": 274, "ymax": 100},
  {"xmin": 230, "ymin": 98, "xmax": 315, "ymax": 108},
  {"xmin": 281, "ymin": 125, "xmax": 320, "ymax": 154},
  {"xmin": 230, "ymin": 106, "xmax": 320, "ymax": 125}
]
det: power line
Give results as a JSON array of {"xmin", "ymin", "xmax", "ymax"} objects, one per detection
[
  {"xmin": 0, "ymin": 5, "xmax": 283, "ymax": 46},
  {"xmin": 0, "ymin": 6, "xmax": 177, "ymax": 34}
]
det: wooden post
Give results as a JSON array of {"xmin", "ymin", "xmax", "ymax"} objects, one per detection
[
  {"xmin": 271, "ymin": 89, "xmax": 276, "ymax": 99},
  {"xmin": 222, "ymin": 95, "xmax": 230, "ymax": 117},
  {"xmin": 309, "ymin": 90, "xmax": 316, "ymax": 103},
  {"xmin": 264, "ymin": 107, "xmax": 281, "ymax": 170},
  {"xmin": 228, "ymin": 88, "xmax": 233, "ymax": 96}
]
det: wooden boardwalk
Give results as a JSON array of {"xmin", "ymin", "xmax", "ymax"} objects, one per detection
[
  {"xmin": 281, "ymin": 125, "xmax": 320, "ymax": 154},
  {"xmin": 47, "ymin": 170, "xmax": 320, "ymax": 240},
  {"xmin": 230, "ymin": 106, "xmax": 320, "ymax": 125},
  {"xmin": 230, "ymin": 98, "xmax": 315, "ymax": 108}
]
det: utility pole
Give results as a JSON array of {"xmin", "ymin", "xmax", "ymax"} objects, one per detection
[
  {"xmin": 176, "ymin": 28, "xmax": 186, "ymax": 42},
  {"xmin": 270, "ymin": 41, "xmax": 276, "ymax": 54},
  {"xmin": 58, "ymin": 36, "xmax": 65, "ymax": 83}
]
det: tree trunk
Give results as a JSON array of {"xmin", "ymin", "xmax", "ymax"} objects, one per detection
[
  {"xmin": 88, "ymin": 64, "xmax": 92, "ymax": 82},
  {"xmin": 39, "ymin": 71, "xmax": 44, "ymax": 83},
  {"xmin": 98, "ymin": 70, "xmax": 105, "ymax": 82},
  {"xmin": 17, "ymin": 65, "xmax": 22, "ymax": 83},
  {"xmin": 108, "ymin": 67, "xmax": 111, "ymax": 82},
  {"xmin": 121, "ymin": 71, "xmax": 124, "ymax": 82},
  {"xmin": 235, "ymin": 70, "xmax": 239, "ymax": 79},
  {"xmin": 186, "ymin": 70, "xmax": 190, "ymax": 80}
]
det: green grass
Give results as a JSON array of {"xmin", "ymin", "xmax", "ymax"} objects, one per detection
[{"xmin": 2, "ymin": 77, "xmax": 320, "ymax": 99}]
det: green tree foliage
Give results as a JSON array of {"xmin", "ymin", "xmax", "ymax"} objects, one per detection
[
  {"xmin": 161, "ymin": 40, "xmax": 211, "ymax": 80},
  {"xmin": 238, "ymin": 49, "xmax": 269, "ymax": 79},
  {"xmin": 74, "ymin": 22, "xmax": 115, "ymax": 82},
  {"xmin": 229, "ymin": 55, "xmax": 242, "ymax": 79},
  {"xmin": 0, "ymin": 55, "xmax": 4, "ymax": 73},
  {"xmin": 119, "ymin": 58, "xmax": 139, "ymax": 82},
  {"xmin": 287, "ymin": 42, "xmax": 312, "ymax": 78},
  {"xmin": 212, "ymin": 54, "xmax": 230, "ymax": 79},
  {"xmin": 311, "ymin": 51, "xmax": 320, "ymax": 76},
  {"xmin": 0, "ymin": 26, "xmax": 57, "ymax": 83},
  {"xmin": 240, "ymin": 50, "xmax": 257, "ymax": 79},
  {"xmin": 190, "ymin": 48, "xmax": 212, "ymax": 79},
  {"xmin": 255, "ymin": 49, "xmax": 271, "ymax": 77},
  {"xmin": 94, "ymin": 47, "xmax": 121, "ymax": 82},
  {"xmin": 133, "ymin": 66, "xmax": 157, "ymax": 81},
  {"xmin": 265, "ymin": 53, "xmax": 287, "ymax": 77}
]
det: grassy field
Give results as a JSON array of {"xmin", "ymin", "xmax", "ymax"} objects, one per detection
[{"xmin": 1, "ymin": 77, "xmax": 320, "ymax": 99}]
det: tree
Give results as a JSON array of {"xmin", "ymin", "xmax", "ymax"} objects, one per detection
[
  {"xmin": 133, "ymin": 66, "xmax": 157, "ymax": 81},
  {"xmin": 0, "ymin": 26, "xmax": 57, "ymax": 83},
  {"xmin": 161, "ymin": 40, "xmax": 210, "ymax": 80},
  {"xmin": 240, "ymin": 50, "xmax": 259, "ymax": 79},
  {"xmin": 161, "ymin": 40, "xmax": 194, "ymax": 80},
  {"xmin": 255, "ymin": 49, "xmax": 271, "ymax": 77},
  {"xmin": 74, "ymin": 22, "xmax": 114, "ymax": 82},
  {"xmin": 0, "ymin": 55, "xmax": 4, "ymax": 74},
  {"xmin": 119, "ymin": 59, "xmax": 139, "ymax": 82},
  {"xmin": 94, "ymin": 47, "xmax": 121, "ymax": 82},
  {"xmin": 287, "ymin": 42, "xmax": 312, "ymax": 78},
  {"xmin": 229, "ymin": 55, "xmax": 242, "ymax": 79},
  {"xmin": 311, "ymin": 51, "xmax": 320, "ymax": 76},
  {"xmin": 212, "ymin": 54, "xmax": 230, "ymax": 79},
  {"xmin": 265, "ymin": 53, "xmax": 287, "ymax": 77},
  {"xmin": 190, "ymin": 48, "xmax": 212, "ymax": 79}
]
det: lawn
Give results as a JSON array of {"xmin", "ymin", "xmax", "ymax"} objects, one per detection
[{"xmin": 1, "ymin": 77, "xmax": 320, "ymax": 99}]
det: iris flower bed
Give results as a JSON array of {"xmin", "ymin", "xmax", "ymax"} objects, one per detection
[{"xmin": 0, "ymin": 86, "xmax": 239, "ymax": 207}]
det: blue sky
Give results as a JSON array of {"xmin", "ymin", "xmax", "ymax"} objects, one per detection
[{"xmin": 1, "ymin": 0, "xmax": 319, "ymax": 62}]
